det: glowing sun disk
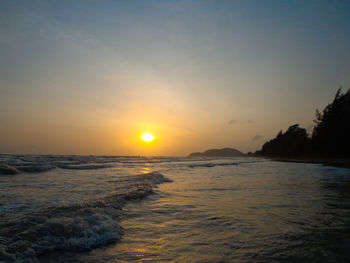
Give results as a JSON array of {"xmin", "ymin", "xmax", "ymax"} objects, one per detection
[{"xmin": 141, "ymin": 132, "xmax": 154, "ymax": 142}]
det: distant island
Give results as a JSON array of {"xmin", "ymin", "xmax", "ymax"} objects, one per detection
[{"xmin": 189, "ymin": 148, "xmax": 245, "ymax": 157}]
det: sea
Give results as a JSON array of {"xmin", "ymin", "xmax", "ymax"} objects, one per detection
[{"xmin": 1, "ymin": 155, "xmax": 350, "ymax": 262}]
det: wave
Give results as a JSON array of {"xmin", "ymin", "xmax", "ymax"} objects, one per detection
[
  {"xmin": 0, "ymin": 165, "xmax": 19, "ymax": 175},
  {"xmin": 188, "ymin": 162, "xmax": 238, "ymax": 168},
  {"xmin": 188, "ymin": 160, "xmax": 263, "ymax": 169},
  {"xmin": 57, "ymin": 164, "xmax": 113, "ymax": 170},
  {"xmin": 17, "ymin": 165, "xmax": 56, "ymax": 173},
  {"xmin": 0, "ymin": 163, "xmax": 113, "ymax": 175},
  {"xmin": 0, "ymin": 164, "xmax": 55, "ymax": 174},
  {"xmin": 0, "ymin": 172, "xmax": 171, "ymax": 262}
]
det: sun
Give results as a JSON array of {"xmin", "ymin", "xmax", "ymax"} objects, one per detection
[{"xmin": 141, "ymin": 132, "xmax": 155, "ymax": 142}]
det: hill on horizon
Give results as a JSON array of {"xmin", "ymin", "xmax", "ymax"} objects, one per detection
[{"xmin": 189, "ymin": 148, "xmax": 245, "ymax": 157}]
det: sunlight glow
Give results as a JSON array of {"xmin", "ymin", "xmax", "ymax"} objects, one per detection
[{"xmin": 141, "ymin": 132, "xmax": 155, "ymax": 142}]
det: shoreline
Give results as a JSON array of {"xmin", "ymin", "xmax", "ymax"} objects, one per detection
[{"xmin": 264, "ymin": 157, "xmax": 350, "ymax": 169}]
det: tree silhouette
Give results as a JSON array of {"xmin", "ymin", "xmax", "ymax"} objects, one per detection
[
  {"xmin": 312, "ymin": 87, "xmax": 350, "ymax": 157},
  {"xmin": 256, "ymin": 124, "xmax": 311, "ymax": 157},
  {"xmin": 255, "ymin": 87, "xmax": 350, "ymax": 158}
]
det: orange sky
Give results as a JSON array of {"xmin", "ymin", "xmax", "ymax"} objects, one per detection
[{"xmin": 1, "ymin": 1, "xmax": 349, "ymax": 156}]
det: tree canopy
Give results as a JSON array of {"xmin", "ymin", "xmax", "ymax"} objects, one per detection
[
  {"xmin": 312, "ymin": 88, "xmax": 350, "ymax": 157},
  {"xmin": 256, "ymin": 88, "xmax": 350, "ymax": 157},
  {"xmin": 256, "ymin": 124, "xmax": 311, "ymax": 157}
]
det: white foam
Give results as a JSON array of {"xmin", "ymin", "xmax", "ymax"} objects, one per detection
[{"xmin": 0, "ymin": 171, "xmax": 171, "ymax": 262}]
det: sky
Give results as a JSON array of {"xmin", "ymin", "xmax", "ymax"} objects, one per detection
[{"xmin": 1, "ymin": 0, "xmax": 350, "ymax": 156}]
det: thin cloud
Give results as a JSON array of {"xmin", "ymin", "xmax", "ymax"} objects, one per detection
[
  {"xmin": 228, "ymin": 120, "xmax": 237, "ymax": 124},
  {"xmin": 228, "ymin": 119, "xmax": 254, "ymax": 125},
  {"xmin": 252, "ymin": 135, "xmax": 263, "ymax": 141}
]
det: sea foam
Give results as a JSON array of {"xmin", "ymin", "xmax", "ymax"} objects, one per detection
[{"xmin": 0, "ymin": 172, "xmax": 171, "ymax": 262}]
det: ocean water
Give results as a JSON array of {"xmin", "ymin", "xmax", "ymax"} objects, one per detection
[{"xmin": 1, "ymin": 155, "xmax": 350, "ymax": 262}]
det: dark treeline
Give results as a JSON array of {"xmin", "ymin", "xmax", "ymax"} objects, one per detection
[{"xmin": 255, "ymin": 88, "xmax": 350, "ymax": 158}]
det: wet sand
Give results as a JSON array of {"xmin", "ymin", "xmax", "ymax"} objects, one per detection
[{"xmin": 269, "ymin": 157, "xmax": 350, "ymax": 169}]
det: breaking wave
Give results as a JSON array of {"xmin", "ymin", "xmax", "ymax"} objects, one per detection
[
  {"xmin": 57, "ymin": 164, "xmax": 113, "ymax": 170},
  {"xmin": 188, "ymin": 160, "xmax": 263, "ymax": 168},
  {"xmin": 188, "ymin": 162, "xmax": 238, "ymax": 168},
  {"xmin": 0, "ymin": 165, "xmax": 19, "ymax": 175},
  {"xmin": 0, "ymin": 155, "xmax": 219, "ymax": 175},
  {"xmin": 0, "ymin": 172, "xmax": 171, "ymax": 262}
]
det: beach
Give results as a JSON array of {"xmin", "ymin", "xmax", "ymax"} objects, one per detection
[{"xmin": 267, "ymin": 157, "xmax": 350, "ymax": 169}]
